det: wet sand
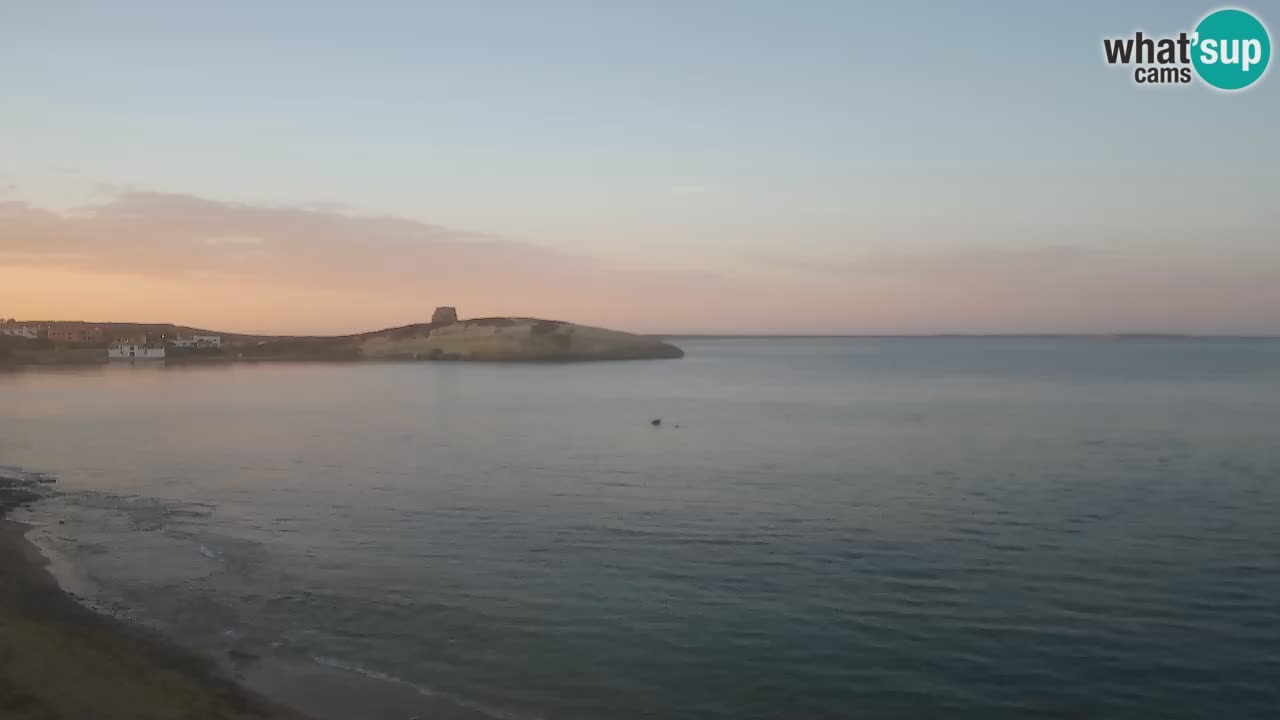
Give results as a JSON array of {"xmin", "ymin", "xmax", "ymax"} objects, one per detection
[{"xmin": 0, "ymin": 515, "xmax": 311, "ymax": 720}]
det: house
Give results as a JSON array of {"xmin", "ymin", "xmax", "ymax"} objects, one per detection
[
  {"xmin": 0, "ymin": 325, "xmax": 41, "ymax": 340},
  {"xmin": 108, "ymin": 342, "xmax": 166, "ymax": 360},
  {"xmin": 47, "ymin": 323, "xmax": 105, "ymax": 344},
  {"xmin": 168, "ymin": 334, "xmax": 222, "ymax": 349}
]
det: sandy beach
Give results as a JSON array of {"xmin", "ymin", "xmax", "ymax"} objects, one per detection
[{"xmin": 0, "ymin": 501, "xmax": 310, "ymax": 720}]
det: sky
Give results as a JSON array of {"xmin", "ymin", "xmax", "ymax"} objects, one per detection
[{"xmin": 1, "ymin": 0, "xmax": 1277, "ymax": 335}]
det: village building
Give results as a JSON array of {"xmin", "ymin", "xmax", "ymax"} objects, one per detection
[
  {"xmin": 168, "ymin": 334, "xmax": 222, "ymax": 349},
  {"xmin": 0, "ymin": 325, "xmax": 41, "ymax": 340},
  {"xmin": 47, "ymin": 323, "xmax": 105, "ymax": 344},
  {"xmin": 108, "ymin": 342, "xmax": 166, "ymax": 360}
]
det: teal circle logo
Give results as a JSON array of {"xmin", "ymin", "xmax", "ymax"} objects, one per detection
[{"xmin": 1192, "ymin": 8, "xmax": 1271, "ymax": 90}]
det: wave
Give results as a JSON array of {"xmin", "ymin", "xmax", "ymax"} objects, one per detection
[
  {"xmin": 0, "ymin": 464, "xmax": 58, "ymax": 486},
  {"xmin": 311, "ymin": 655, "xmax": 537, "ymax": 720},
  {"xmin": 0, "ymin": 464, "xmax": 58, "ymax": 515}
]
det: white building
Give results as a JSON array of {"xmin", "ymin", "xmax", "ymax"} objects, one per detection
[
  {"xmin": 109, "ymin": 343, "xmax": 166, "ymax": 360},
  {"xmin": 0, "ymin": 325, "xmax": 40, "ymax": 339},
  {"xmin": 170, "ymin": 334, "xmax": 222, "ymax": 349},
  {"xmin": 192, "ymin": 334, "xmax": 222, "ymax": 348}
]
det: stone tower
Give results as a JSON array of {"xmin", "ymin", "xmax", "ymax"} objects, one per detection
[{"xmin": 431, "ymin": 306, "xmax": 458, "ymax": 325}]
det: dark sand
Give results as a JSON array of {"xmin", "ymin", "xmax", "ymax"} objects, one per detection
[{"xmin": 0, "ymin": 496, "xmax": 311, "ymax": 719}]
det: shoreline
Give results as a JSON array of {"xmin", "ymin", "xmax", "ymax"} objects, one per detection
[
  {"xmin": 0, "ymin": 488, "xmax": 312, "ymax": 719},
  {"xmin": 1, "ymin": 477, "xmax": 505, "ymax": 720}
]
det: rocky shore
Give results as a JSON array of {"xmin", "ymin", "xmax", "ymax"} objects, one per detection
[{"xmin": 0, "ymin": 472, "xmax": 311, "ymax": 720}]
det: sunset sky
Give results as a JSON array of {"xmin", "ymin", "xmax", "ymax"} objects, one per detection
[{"xmin": 2, "ymin": 1, "xmax": 1277, "ymax": 335}]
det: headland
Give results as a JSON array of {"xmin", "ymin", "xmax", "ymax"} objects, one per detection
[{"xmin": 0, "ymin": 308, "xmax": 684, "ymax": 366}]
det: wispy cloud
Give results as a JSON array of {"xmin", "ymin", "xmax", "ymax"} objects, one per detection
[
  {"xmin": 0, "ymin": 192, "xmax": 747, "ymax": 333},
  {"xmin": 2, "ymin": 192, "xmax": 1280, "ymax": 335}
]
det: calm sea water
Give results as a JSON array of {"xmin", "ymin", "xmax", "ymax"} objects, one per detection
[{"xmin": 3, "ymin": 338, "xmax": 1280, "ymax": 719}]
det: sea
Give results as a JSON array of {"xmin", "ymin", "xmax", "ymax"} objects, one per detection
[{"xmin": 2, "ymin": 337, "xmax": 1279, "ymax": 720}]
